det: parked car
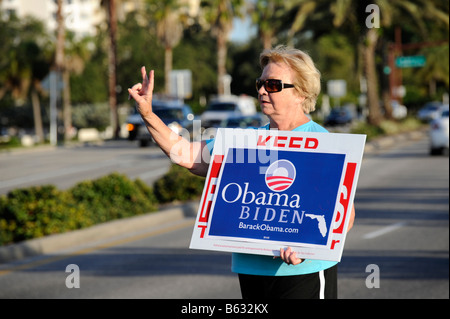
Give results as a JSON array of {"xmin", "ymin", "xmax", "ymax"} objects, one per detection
[
  {"xmin": 219, "ymin": 114, "xmax": 268, "ymax": 129},
  {"xmin": 200, "ymin": 95, "xmax": 256, "ymax": 129},
  {"xmin": 418, "ymin": 101, "xmax": 443, "ymax": 122},
  {"xmin": 324, "ymin": 107, "xmax": 354, "ymax": 126},
  {"xmin": 429, "ymin": 104, "xmax": 449, "ymax": 155},
  {"xmin": 126, "ymin": 99, "xmax": 194, "ymax": 147},
  {"xmin": 391, "ymin": 100, "xmax": 407, "ymax": 119}
]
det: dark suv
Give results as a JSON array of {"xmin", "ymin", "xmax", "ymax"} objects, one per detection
[{"xmin": 126, "ymin": 100, "xmax": 194, "ymax": 147}]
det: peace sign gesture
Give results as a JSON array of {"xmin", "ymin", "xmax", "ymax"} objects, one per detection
[{"xmin": 128, "ymin": 66, "xmax": 154, "ymax": 118}]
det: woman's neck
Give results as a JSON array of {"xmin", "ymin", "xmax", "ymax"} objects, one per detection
[{"xmin": 269, "ymin": 113, "xmax": 310, "ymax": 131}]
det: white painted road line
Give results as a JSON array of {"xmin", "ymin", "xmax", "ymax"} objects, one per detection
[{"xmin": 363, "ymin": 222, "xmax": 407, "ymax": 239}]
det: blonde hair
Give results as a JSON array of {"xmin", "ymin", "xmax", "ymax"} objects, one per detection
[{"xmin": 260, "ymin": 45, "xmax": 321, "ymax": 114}]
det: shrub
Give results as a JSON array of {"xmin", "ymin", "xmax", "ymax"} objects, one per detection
[
  {"xmin": 0, "ymin": 185, "xmax": 89, "ymax": 244},
  {"xmin": 351, "ymin": 122, "xmax": 383, "ymax": 141},
  {"xmin": 351, "ymin": 117, "xmax": 424, "ymax": 141},
  {"xmin": 72, "ymin": 102, "xmax": 110, "ymax": 131},
  {"xmin": 153, "ymin": 164, "xmax": 205, "ymax": 203},
  {"xmin": 0, "ymin": 173, "xmax": 158, "ymax": 245},
  {"xmin": 0, "ymin": 167, "xmax": 207, "ymax": 245},
  {"xmin": 69, "ymin": 173, "xmax": 158, "ymax": 224}
]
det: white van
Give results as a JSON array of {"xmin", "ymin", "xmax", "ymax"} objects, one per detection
[{"xmin": 200, "ymin": 95, "xmax": 256, "ymax": 129}]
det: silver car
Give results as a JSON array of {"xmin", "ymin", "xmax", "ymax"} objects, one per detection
[
  {"xmin": 429, "ymin": 104, "xmax": 449, "ymax": 155},
  {"xmin": 418, "ymin": 101, "xmax": 443, "ymax": 122}
]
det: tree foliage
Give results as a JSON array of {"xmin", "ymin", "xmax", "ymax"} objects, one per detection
[{"xmin": 0, "ymin": 0, "xmax": 448, "ymax": 133}]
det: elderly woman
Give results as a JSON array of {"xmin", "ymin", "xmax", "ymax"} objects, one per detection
[{"xmin": 128, "ymin": 45, "xmax": 355, "ymax": 299}]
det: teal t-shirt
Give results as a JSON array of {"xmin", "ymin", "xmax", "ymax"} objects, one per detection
[{"xmin": 205, "ymin": 120, "xmax": 338, "ymax": 276}]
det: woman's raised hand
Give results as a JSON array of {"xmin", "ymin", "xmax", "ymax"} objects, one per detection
[{"xmin": 128, "ymin": 66, "xmax": 154, "ymax": 118}]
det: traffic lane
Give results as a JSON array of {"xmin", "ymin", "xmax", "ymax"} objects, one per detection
[
  {"xmin": 340, "ymin": 209, "xmax": 448, "ymax": 298},
  {"xmin": 339, "ymin": 139, "xmax": 449, "ymax": 298},
  {"xmin": 0, "ymin": 141, "xmax": 172, "ymax": 194},
  {"xmin": 1, "ymin": 137, "xmax": 447, "ymax": 299},
  {"xmin": 0, "ymin": 219, "xmax": 241, "ymax": 299}
]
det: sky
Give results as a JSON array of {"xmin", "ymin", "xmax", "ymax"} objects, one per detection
[{"xmin": 229, "ymin": 16, "xmax": 257, "ymax": 43}]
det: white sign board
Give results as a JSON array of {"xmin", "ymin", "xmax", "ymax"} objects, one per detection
[{"xmin": 190, "ymin": 128, "xmax": 366, "ymax": 262}]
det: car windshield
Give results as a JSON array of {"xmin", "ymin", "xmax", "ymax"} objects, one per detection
[
  {"xmin": 207, "ymin": 103, "xmax": 236, "ymax": 111},
  {"xmin": 423, "ymin": 105, "xmax": 439, "ymax": 111},
  {"xmin": 330, "ymin": 108, "xmax": 349, "ymax": 115},
  {"xmin": 226, "ymin": 118, "xmax": 247, "ymax": 127},
  {"xmin": 154, "ymin": 108, "xmax": 183, "ymax": 120}
]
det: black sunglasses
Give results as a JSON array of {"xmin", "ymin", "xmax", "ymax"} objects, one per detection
[{"xmin": 256, "ymin": 78, "xmax": 295, "ymax": 93}]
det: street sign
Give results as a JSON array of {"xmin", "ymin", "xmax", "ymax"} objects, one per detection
[
  {"xmin": 170, "ymin": 69, "xmax": 192, "ymax": 99},
  {"xmin": 395, "ymin": 55, "xmax": 426, "ymax": 68},
  {"xmin": 327, "ymin": 80, "xmax": 347, "ymax": 98},
  {"xmin": 41, "ymin": 71, "xmax": 64, "ymax": 93}
]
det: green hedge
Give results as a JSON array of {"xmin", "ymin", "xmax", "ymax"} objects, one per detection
[
  {"xmin": 0, "ymin": 172, "xmax": 167, "ymax": 245},
  {"xmin": 153, "ymin": 164, "xmax": 205, "ymax": 203},
  {"xmin": 350, "ymin": 117, "xmax": 423, "ymax": 141},
  {"xmin": 70, "ymin": 173, "xmax": 158, "ymax": 224},
  {"xmin": 0, "ymin": 185, "xmax": 89, "ymax": 244}
]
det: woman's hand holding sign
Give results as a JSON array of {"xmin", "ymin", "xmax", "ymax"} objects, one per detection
[
  {"xmin": 279, "ymin": 247, "xmax": 303, "ymax": 266},
  {"xmin": 278, "ymin": 204, "xmax": 355, "ymax": 266}
]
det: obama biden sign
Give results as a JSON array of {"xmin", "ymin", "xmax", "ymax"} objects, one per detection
[{"xmin": 190, "ymin": 128, "xmax": 366, "ymax": 262}]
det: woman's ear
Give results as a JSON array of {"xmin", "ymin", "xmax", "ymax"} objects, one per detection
[{"xmin": 296, "ymin": 94, "xmax": 306, "ymax": 109}]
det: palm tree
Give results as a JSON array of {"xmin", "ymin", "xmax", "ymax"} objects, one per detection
[
  {"xmin": 0, "ymin": 13, "xmax": 50, "ymax": 143},
  {"xmin": 417, "ymin": 44, "xmax": 450, "ymax": 96},
  {"xmin": 149, "ymin": 0, "xmax": 186, "ymax": 96},
  {"xmin": 203, "ymin": 0, "xmax": 244, "ymax": 95},
  {"xmin": 250, "ymin": 0, "xmax": 286, "ymax": 49},
  {"xmin": 285, "ymin": 0, "xmax": 323, "ymax": 46},
  {"xmin": 52, "ymin": 0, "xmax": 67, "ymax": 143},
  {"xmin": 329, "ymin": 0, "xmax": 448, "ymax": 125},
  {"xmin": 101, "ymin": 0, "xmax": 120, "ymax": 139},
  {"xmin": 63, "ymin": 33, "xmax": 94, "ymax": 140}
]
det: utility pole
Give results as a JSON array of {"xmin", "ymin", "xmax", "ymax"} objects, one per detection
[
  {"xmin": 50, "ymin": 0, "xmax": 65, "ymax": 146},
  {"xmin": 106, "ymin": 0, "xmax": 119, "ymax": 139}
]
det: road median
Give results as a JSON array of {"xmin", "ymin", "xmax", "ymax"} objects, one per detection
[{"xmin": 0, "ymin": 201, "xmax": 198, "ymax": 264}]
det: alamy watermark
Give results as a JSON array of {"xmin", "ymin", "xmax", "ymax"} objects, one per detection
[
  {"xmin": 365, "ymin": 264, "xmax": 380, "ymax": 289},
  {"xmin": 366, "ymin": 4, "xmax": 380, "ymax": 29},
  {"xmin": 169, "ymin": 120, "xmax": 282, "ymax": 174},
  {"xmin": 65, "ymin": 264, "xmax": 80, "ymax": 288}
]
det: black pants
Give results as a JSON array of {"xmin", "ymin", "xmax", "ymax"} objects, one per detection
[{"xmin": 238, "ymin": 265, "xmax": 338, "ymax": 299}]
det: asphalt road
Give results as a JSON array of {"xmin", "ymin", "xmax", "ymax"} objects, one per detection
[
  {"xmin": 338, "ymin": 137, "xmax": 449, "ymax": 299},
  {"xmin": 0, "ymin": 136, "xmax": 448, "ymax": 299},
  {"xmin": 0, "ymin": 140, "xmax": 172, "ymax": 195}
]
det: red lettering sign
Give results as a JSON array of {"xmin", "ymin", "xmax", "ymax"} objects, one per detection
[
  {"xmin": 289, "ymin": 137, "xmax": 303, "ymax": 148},
  {"xmin": 333, "ymin": 162, "xmax": 356, "ymax": 234},
  {"xmin": 257, "ymin": 135, "xmax": 319, "ymax": 149},
  {"xmin": 257, "ymin": 135, "xmax": 271, "ymax": 146},
  {"xmin": 273, "ymin": 136, "xmax": 288, "ymax": 147},
  {"xmin": 198, "ymin": 155, "xmax": 224, "ymax": 223},
  {"xmin": 305, "ymin": 138, "xmax": 318, "ymax": 149}
]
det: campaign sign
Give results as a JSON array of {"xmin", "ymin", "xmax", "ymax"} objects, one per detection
[
  {"xmin": 190, "ymin": 128, "xmax": 366, "ymax": 262},
  {"xmin": 208, "ymin": 148, "xmax": 345, "ymax": 248}
]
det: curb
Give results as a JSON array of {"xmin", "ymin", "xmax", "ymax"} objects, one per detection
[
  {"xmin": 0, "ymin": 201, "xmax": 199, "ymax": 264},
  {"xmin": 364, "ymin": 128, "xmax": 427, "ymax": 153}
]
